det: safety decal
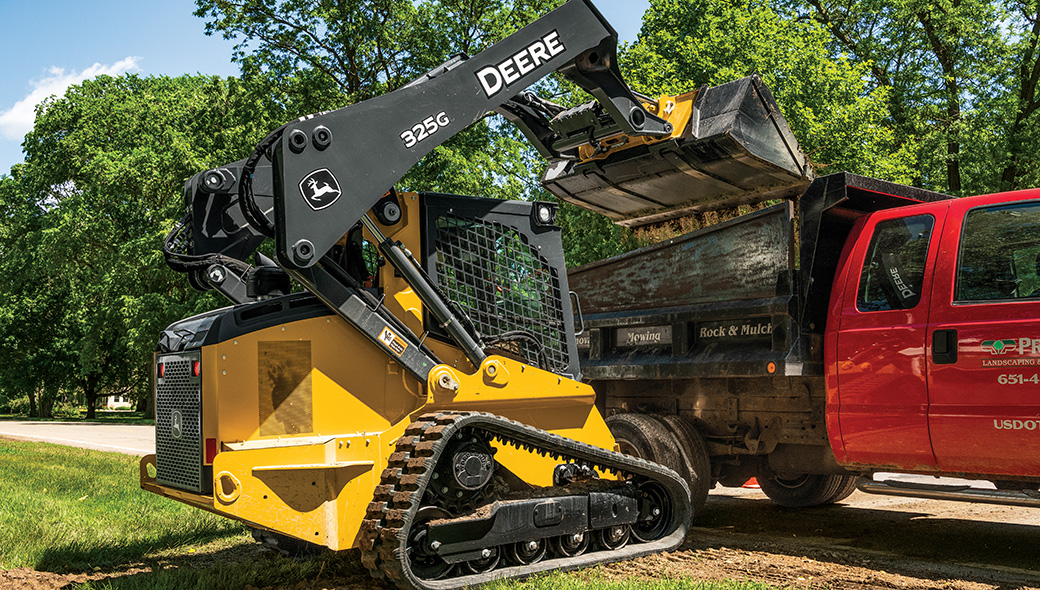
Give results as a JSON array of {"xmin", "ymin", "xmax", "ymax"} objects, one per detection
[{"xmin": 379, "ymin": 327, "xmax": 408, "ymax": 357}]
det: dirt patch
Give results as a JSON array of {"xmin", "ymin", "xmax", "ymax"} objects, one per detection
[
  {"xmin": 0, "ymin": 566, "xmax": 153, "ymax": 590},
  {"xmin": 5, "ymin": 490, "xmax": 1040, "ymax": 589},
  {"xmin": 599, "ymin": 545, "xmax": 1011, "ymax": 590}
]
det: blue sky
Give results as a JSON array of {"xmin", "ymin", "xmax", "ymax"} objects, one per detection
[{"xmin": 0, "ymin": 0, "xmax": 649, "ymax": 175}]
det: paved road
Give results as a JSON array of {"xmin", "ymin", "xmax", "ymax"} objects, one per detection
[{"xmin": 0, "ymin": 421, "xmax": 154, "ymax": 455}]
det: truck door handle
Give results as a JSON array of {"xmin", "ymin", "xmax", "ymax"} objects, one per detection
[{"xmin": 933, "ymin": 329, "xmax": 958, "ymax": 365}]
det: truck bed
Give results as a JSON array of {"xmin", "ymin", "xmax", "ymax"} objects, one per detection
[{"xmin": 571, "ymin": 173, "xmax": 949, "ymax": 382}]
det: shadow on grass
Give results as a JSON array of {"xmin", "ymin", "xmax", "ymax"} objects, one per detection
[
  {"xmin": 34, "ymin": 526, "xmax": 249, "ymax": 573},
  {"xmin": 74, "ymin": 546, "xmax": 369, "ymax": 590}
]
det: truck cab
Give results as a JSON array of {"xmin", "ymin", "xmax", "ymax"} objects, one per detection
[{"xmin": 828, "ymin": 191, "xmax": 1040, "ymax": 480}]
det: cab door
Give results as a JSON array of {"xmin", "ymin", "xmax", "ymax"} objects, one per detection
[
  {"xmin": 927, "ymin": 194, "xmax": 1040, "ymax": 476},
  {"xmin": 833, "ymin": 205, "xmax": 946, "ymax": 470}
]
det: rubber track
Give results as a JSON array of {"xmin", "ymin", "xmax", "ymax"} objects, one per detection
[{"xmin": 359, "ymin": 411, "xmax": 692, "ymax": 590}]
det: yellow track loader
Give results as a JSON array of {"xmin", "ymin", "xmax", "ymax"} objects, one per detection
[{"xmin": 141, "ymin": 1, "xmax": 810, "ymax": 588}]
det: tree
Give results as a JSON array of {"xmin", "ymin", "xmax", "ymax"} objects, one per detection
[
  {"xmin": 624, "ymin": 0, "xmax": 914, "ymax": 183},
  {"xmin": 193, "ymin": 0, "xmax": 566, "ymax": 200},
  {"xmin": 0, "ymin": 170, "xmax": 79, "ymax": 417},
  {"xmin": 7, "ymin": 74, "xmax": 285, "ymax": 417},
  {"xmin": 781, "ymin": 0, "xmax": 1040, "ymax": 196}
]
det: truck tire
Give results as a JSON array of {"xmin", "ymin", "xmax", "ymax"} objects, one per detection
[
  {"xmin": 754, "ymin": 463, "xmax": 858, "ymax": 508},
  {"xmin": 822, "ymin": 474, "xmax": 859, "ymax": 504},
  {"xmin": 606, "ymin": 413, "xmax": 712, "ymax": 517}
]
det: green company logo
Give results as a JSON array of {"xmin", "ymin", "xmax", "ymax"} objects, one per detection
[{"xmin": 982, "ymin": 339, "xmax": 1018, "ymax": 355}]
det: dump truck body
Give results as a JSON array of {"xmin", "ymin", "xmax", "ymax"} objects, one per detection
[{"xmin": 569, "ymin": 173, "xmax": 1040, "ymax": 507}]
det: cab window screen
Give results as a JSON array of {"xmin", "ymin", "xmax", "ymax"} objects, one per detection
[
  {"xmin": 956, "ymin": 202, "xmax": 1040, "ymax": 302},
  {"xmin": 857, "ymin": 215, "xmax": 934, "ymax": 312}
]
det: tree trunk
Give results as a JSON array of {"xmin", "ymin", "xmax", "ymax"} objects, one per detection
[
  {"xmin": 1000, "ymin": 11, "xmax": 1040, "ymax": 191},
  {"xmin": 83, "ymin": 375, "xmax": 100, "ymax": 420},
  {"xmin": 918, "ymin": 9, "xmax": 963, "ymax": 194},
  {"xmin": 137, "ymin": 393, "xmax": 154, "ymax": 419},
  {"xmin": 946, "ymin": 138, "xmax": 962, "ymax": 194},
  {"xmin": 38, "ymin": 396, "xmax": 53, "ymax": 418}
]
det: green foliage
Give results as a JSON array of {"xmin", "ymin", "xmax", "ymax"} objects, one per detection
[
  {"xmin": 0, "ymin": 395, "xmax": 33, "ymax": 415},
  {"xmin": 556, "ymin": 203, "xmax": 639, "ymax": 268},
  {"xmin": 195, "ymin": 0, "xmax": 566, "ymax": 201},
  {"xmin": 624, "ymin": 0, "xmax": 914, "ymax": 182},
  {"xmin": 0, "ymin": 75, "xmax": 285, "ymax": 414},
  {"xmin": 196, "ymin": 0, "xmax": 564, "ymax": 99},
  {"xmin": 779, "ymin": 0, "xmax": 1040, "ymax": 196}
]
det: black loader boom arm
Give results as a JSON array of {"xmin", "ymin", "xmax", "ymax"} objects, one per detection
[{"xmin": 268, "ymin": 0, "xmax": 668, "ymax": 271}]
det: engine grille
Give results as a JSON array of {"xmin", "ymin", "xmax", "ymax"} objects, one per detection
[
  {"xmin": 155, "ymin": 352, "xmax": 205, "ymax": 493},
  {"xmin": 433, "ymin": 213, "xmax": 569, "ymax": 373}
]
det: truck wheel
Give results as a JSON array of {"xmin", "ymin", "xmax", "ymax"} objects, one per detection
[
  {"xmin": 606, "ymin": 413, "xmax": 712, "ymax": 518},
  {"xmin": 754, "ymin": 463, "xmax": 858, "ymax": 508},
  {"xmin": 822, "ymin": 474, "xmax": 859, "ymax": 504},
  {"xmin": 655, "ymin": 414, "xmax": 712, "ymax": 517}
]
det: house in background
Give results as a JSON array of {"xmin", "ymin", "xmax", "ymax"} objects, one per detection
[{"xmin": 105, "ymin": 395, "xmax": 133, "ymax": 410}]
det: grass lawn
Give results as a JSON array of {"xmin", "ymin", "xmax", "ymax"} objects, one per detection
[
  {"xmin": 0, "ymin": 439, "xmax": 247, "ymax": 573},
  {"xmin": 0, "ymin": 439, "xmax": 786, "ymax": 590}
]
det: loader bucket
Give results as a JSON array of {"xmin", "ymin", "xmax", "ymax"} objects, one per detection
[{"xmin": 541, "ymin": 75, "xmax": 813, "ymax": 227}]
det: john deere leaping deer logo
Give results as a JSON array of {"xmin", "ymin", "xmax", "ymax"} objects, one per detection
[
  {"xmin": 171, "ymin": 410, "xmax": 183, "ymax": 440},
  {"xmin": 299, "ymin": 168, "xmax": 342, "ymax": 210}
]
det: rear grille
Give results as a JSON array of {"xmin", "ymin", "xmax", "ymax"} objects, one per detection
[
  {"xmin": 155, "ymin": 352, "xmax": 205, "ymax": 493},
  {"xmin": 433, "ymin": 214, "xmax": 569, "ymax": 373}
]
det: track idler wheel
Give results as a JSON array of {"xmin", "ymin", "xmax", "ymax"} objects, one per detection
[
  {"xmin": 407, "ymin": 507, "xmax": 455, "ymax": 580},
  {"xmin": 632, "ymin": 480, "xmax": 671, "ymax": 542}
]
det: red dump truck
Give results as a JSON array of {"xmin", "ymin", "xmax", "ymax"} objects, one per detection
[{"xmin": 548, "ymin": 81, "xmax": 1040, "ymax": 515}]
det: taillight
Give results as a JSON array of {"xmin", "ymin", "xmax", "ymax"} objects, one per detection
[
  {"xmin": 192, "ymin": 360, "xmax": 201, "ymax": 377},
  {"xmin": 205, "ymin": 438, "xmax": 218, "ymax": 464},
  {"xmin": 157, "ymin": 362, "xmax": 164, "ymax": 378}
]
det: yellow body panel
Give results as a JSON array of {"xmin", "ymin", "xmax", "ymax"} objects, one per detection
[{"xmin": 141, "ymin": 192, "xmax": 617, "ymax": 550}]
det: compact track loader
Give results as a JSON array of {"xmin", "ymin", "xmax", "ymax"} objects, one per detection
[{"xmin": 141, "ymin": 1, "xmax": 809, "ymax": 587}]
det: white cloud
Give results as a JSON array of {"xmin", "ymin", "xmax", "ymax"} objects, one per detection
[{"xmin": 0, "ymin": 57, "xmax": 141, "ymax": 141}]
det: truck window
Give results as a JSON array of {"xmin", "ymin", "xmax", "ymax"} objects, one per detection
[
  {"xmin": 956, "ymin": 201, "xmax": 1040, "ymax": 302},
  {"xmin": 857, "ymin": 215, "xmax": 935, "ymax": 312}
]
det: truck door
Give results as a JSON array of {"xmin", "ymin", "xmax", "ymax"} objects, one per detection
[
  {"xmin": 927, "ymin": 196, "xmax": 1040, "ymax": 476},
  {"xmin": 833, "ymin": 208, "xmax": 944, "ymax": 469}
]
